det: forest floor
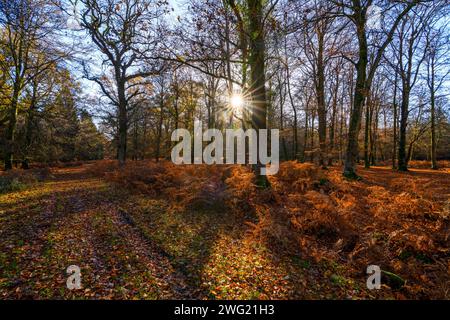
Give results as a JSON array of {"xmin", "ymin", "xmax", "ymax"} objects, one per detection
[{"xmin": 0, "ymin": 161, "xmax": 449, "ymax": 299}]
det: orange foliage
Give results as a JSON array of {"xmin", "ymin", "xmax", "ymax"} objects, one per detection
[
  {"xmin": 408, "ymin": 160, "xmax": 450, "ymax": 169},
  {"xmin": 87, "ymin": 159, "xmax": 449, "ymax": 298},
  {"xmin": 0, "ymin": 167, "xmax": 52, "ymax": 192}
]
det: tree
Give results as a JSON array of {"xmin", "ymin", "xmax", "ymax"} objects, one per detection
[
  {"xmin": 302, "ymin": 1, "xmax": 336, "ymax": 167},
  {"xmin": 332, "ymin": 0, "xmax": 419, "ymax": 178},
  {"xmin": 424, "ymin": 20, "xmax": 450, "ymax": 169},
  {"xmin": 0, "ymin": 0, "xmax": 66, "ymax": 169},
  {"xmin": 389, "ymin": 5, "xmax": 438, "ymax": 171},
  {"xmin": 247, "ymin": 0, "xmax": 269, "ymax": 183},
  {"xmin": 79, "ymin": 0, "xmax": 163, "ymax": 166},
  {"xmin": 76, "ymin": 111, "xmax": 105, "ymax": 160}
]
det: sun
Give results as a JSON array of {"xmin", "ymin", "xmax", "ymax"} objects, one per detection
[{"xmin": 230, "ymin": 94, "xmax": 244, "ymax": 110}]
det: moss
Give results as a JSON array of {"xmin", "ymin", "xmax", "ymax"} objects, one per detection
[
  {"xmin": 343, "ymin": 171, "xmax": 362, "ymax": 181},
  {"xmin": 330, "ymin": 274, "xmax": 347, "ymax": 287}
]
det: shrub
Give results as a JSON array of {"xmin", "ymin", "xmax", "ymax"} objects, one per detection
[
  {"xmin": 0, "ymin": 170, "xmax": 41, "ymax": 193},
  {"xmin": 85, "ymin": 160, "xmax": 119, "ymax": 176},
  {"xmin": 99, "ymin": 161, "xmax": 230, "ymax": 211},
  {"xmin": 223, "ymin": 165, "xmax": 255, "ymax": 215},
  {"xmin": 0, "ymin": 176, "xmax": 26, "ymax": 193},
  {"xmin": 271, "ymin": 161, "xmax": 327, "ymax": 194},
  {"xmin": 408, "ymin": 160, "xmax": 450, "ymax": 169}
]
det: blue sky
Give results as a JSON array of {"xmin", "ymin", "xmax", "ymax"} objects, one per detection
[{"xmin": 63, "ymin": 0, "xmax": 185, "ymax": 119}]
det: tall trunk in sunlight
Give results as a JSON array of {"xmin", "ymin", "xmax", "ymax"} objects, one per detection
[
  {"xmin": 247, "ymin": 0, "xmax": 269, "ymax": 187},
  {"xmin": 315, "ymin": 24, "xmax": 327, "ymax": 168},
  {"xmin": 344, "ymin": 18, "xmax": 368, "ymax": 178},
  {"xmin": 364, "ymin": 94, "xmax": 371, "ymax": 169},
  {"xmin": 342, "ymin": 1, "xmax": 417, "ymax": 179}
]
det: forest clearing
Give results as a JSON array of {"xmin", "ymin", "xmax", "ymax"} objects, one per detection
[{"xmin": 0, "ymin": 160, "xmax": 448, "ymax": 299}]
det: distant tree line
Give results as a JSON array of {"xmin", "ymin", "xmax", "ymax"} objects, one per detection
[{"xmin": 0, "ymin": 0, "xmax": 105, "ymax": 168}]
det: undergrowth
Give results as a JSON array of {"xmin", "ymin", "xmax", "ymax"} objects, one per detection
[
  {"xmin": 0, "ymin": 168, "xmax": 52, "ymax": 194},
  {"xmin": 86, "ymin": 159, "xmax": 450, "ymax": 298}
]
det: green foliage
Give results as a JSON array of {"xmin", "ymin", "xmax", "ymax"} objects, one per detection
[
  {"xmin": 75, "ymin": 111, "xmax": 105, "ymax": 160},
  {"xmin": 291, "ymin": 256, "xmax": 310, "ymax": 269},
  {"xmin": 0, "ymin": 61, "xmax": 106, "ymax": 166},
  {"xmin": 0, "ymin": 173, "xmax": 37, "ymax": 194},
  {"xmin": 330, "ymin": 274, "xmax": 347, "ymax": 287},
  {"xmin": 381, "ymin": 270, "xmax": 406, "ymax": 289},
  {"xmin": 0, "ymin": 176, "xmax": 26, "ymax": 193}
]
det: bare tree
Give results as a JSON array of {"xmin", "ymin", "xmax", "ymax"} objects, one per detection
[
  {"xmin": 424, "ymin": 19, "xmax": 450, "ymax": 169},
  {"xmin": 79, "ymin": 0, "xmax": 163, "ymax": 166},
  {"xmin": 332, "ymin": 0, "xmax": 419, "ymax": 178}
]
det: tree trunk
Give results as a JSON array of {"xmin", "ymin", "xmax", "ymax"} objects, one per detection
[
  {"xmin": 117, "ymin": 78, "xmax": 128, "ymax": 167},
  {"xmin": 398, "ymin": 85, "xmax": 409, "ymax": 171},
  {"xmin": 285, "ymin": 47, "xmax": 298, "ymax": 160},
  {"xmin": 344, "ymin": 23, "xmax": 367, "ymax": 178},
  {"xmin": 339, "ymin": 93, "xmax": 344, "ymax": 164},
  {"xmin": 278, "ymin": 73, "xmax": 288, "ymax": 160},
  {"xmin": 22, "ymin": 102, "xmax": 36, "ymax": 169},
  {"xmin": 155, "ymin": 96, "xmax": 164, "ymax": 162},
  {"xmin": 430, "ymin": 66, "xmax": 437, "ymax": 170},
  {"xmin": 248, "ymin": 0, "xmax": 269, "ymax": 186},
  {"xmin": 370, "ymin": 104, "xmax": 378, "ymax": 165},
  {"xmin": 316, "ymin": 29, "xmax": 327, "ymax": 167},
  {"xmin": 392, "ymin": 73, "xmax": 398, "ymax": 169},
  {"xmin": 132, "ymin": 121, "xmax": 138, "ymax": 161},
  {"xmin": 310, "ymin": 109, "xmax": 316, "ymax": 163},
  {"xmin": 302, "ymin": 103, "xmax": 308, "ymax": 163},
  {"xmin": 364, "ymin": 95, "xmax": 371, "ymax": 169},
  {"xmin": 328, "ymin": 74, "xmax": 338, "ymax": 166},
  {"xmin": 4, "ymin": 85, "xmax": 20, "ymax": 170},
  {"xmin": 22, "ymin": 79, "xmax": 38, "ymax": 169}
]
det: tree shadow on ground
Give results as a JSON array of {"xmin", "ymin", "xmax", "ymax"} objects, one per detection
[{"xmin": 121, "ymin": 194, "xmax": 255, "ymax": 299}]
